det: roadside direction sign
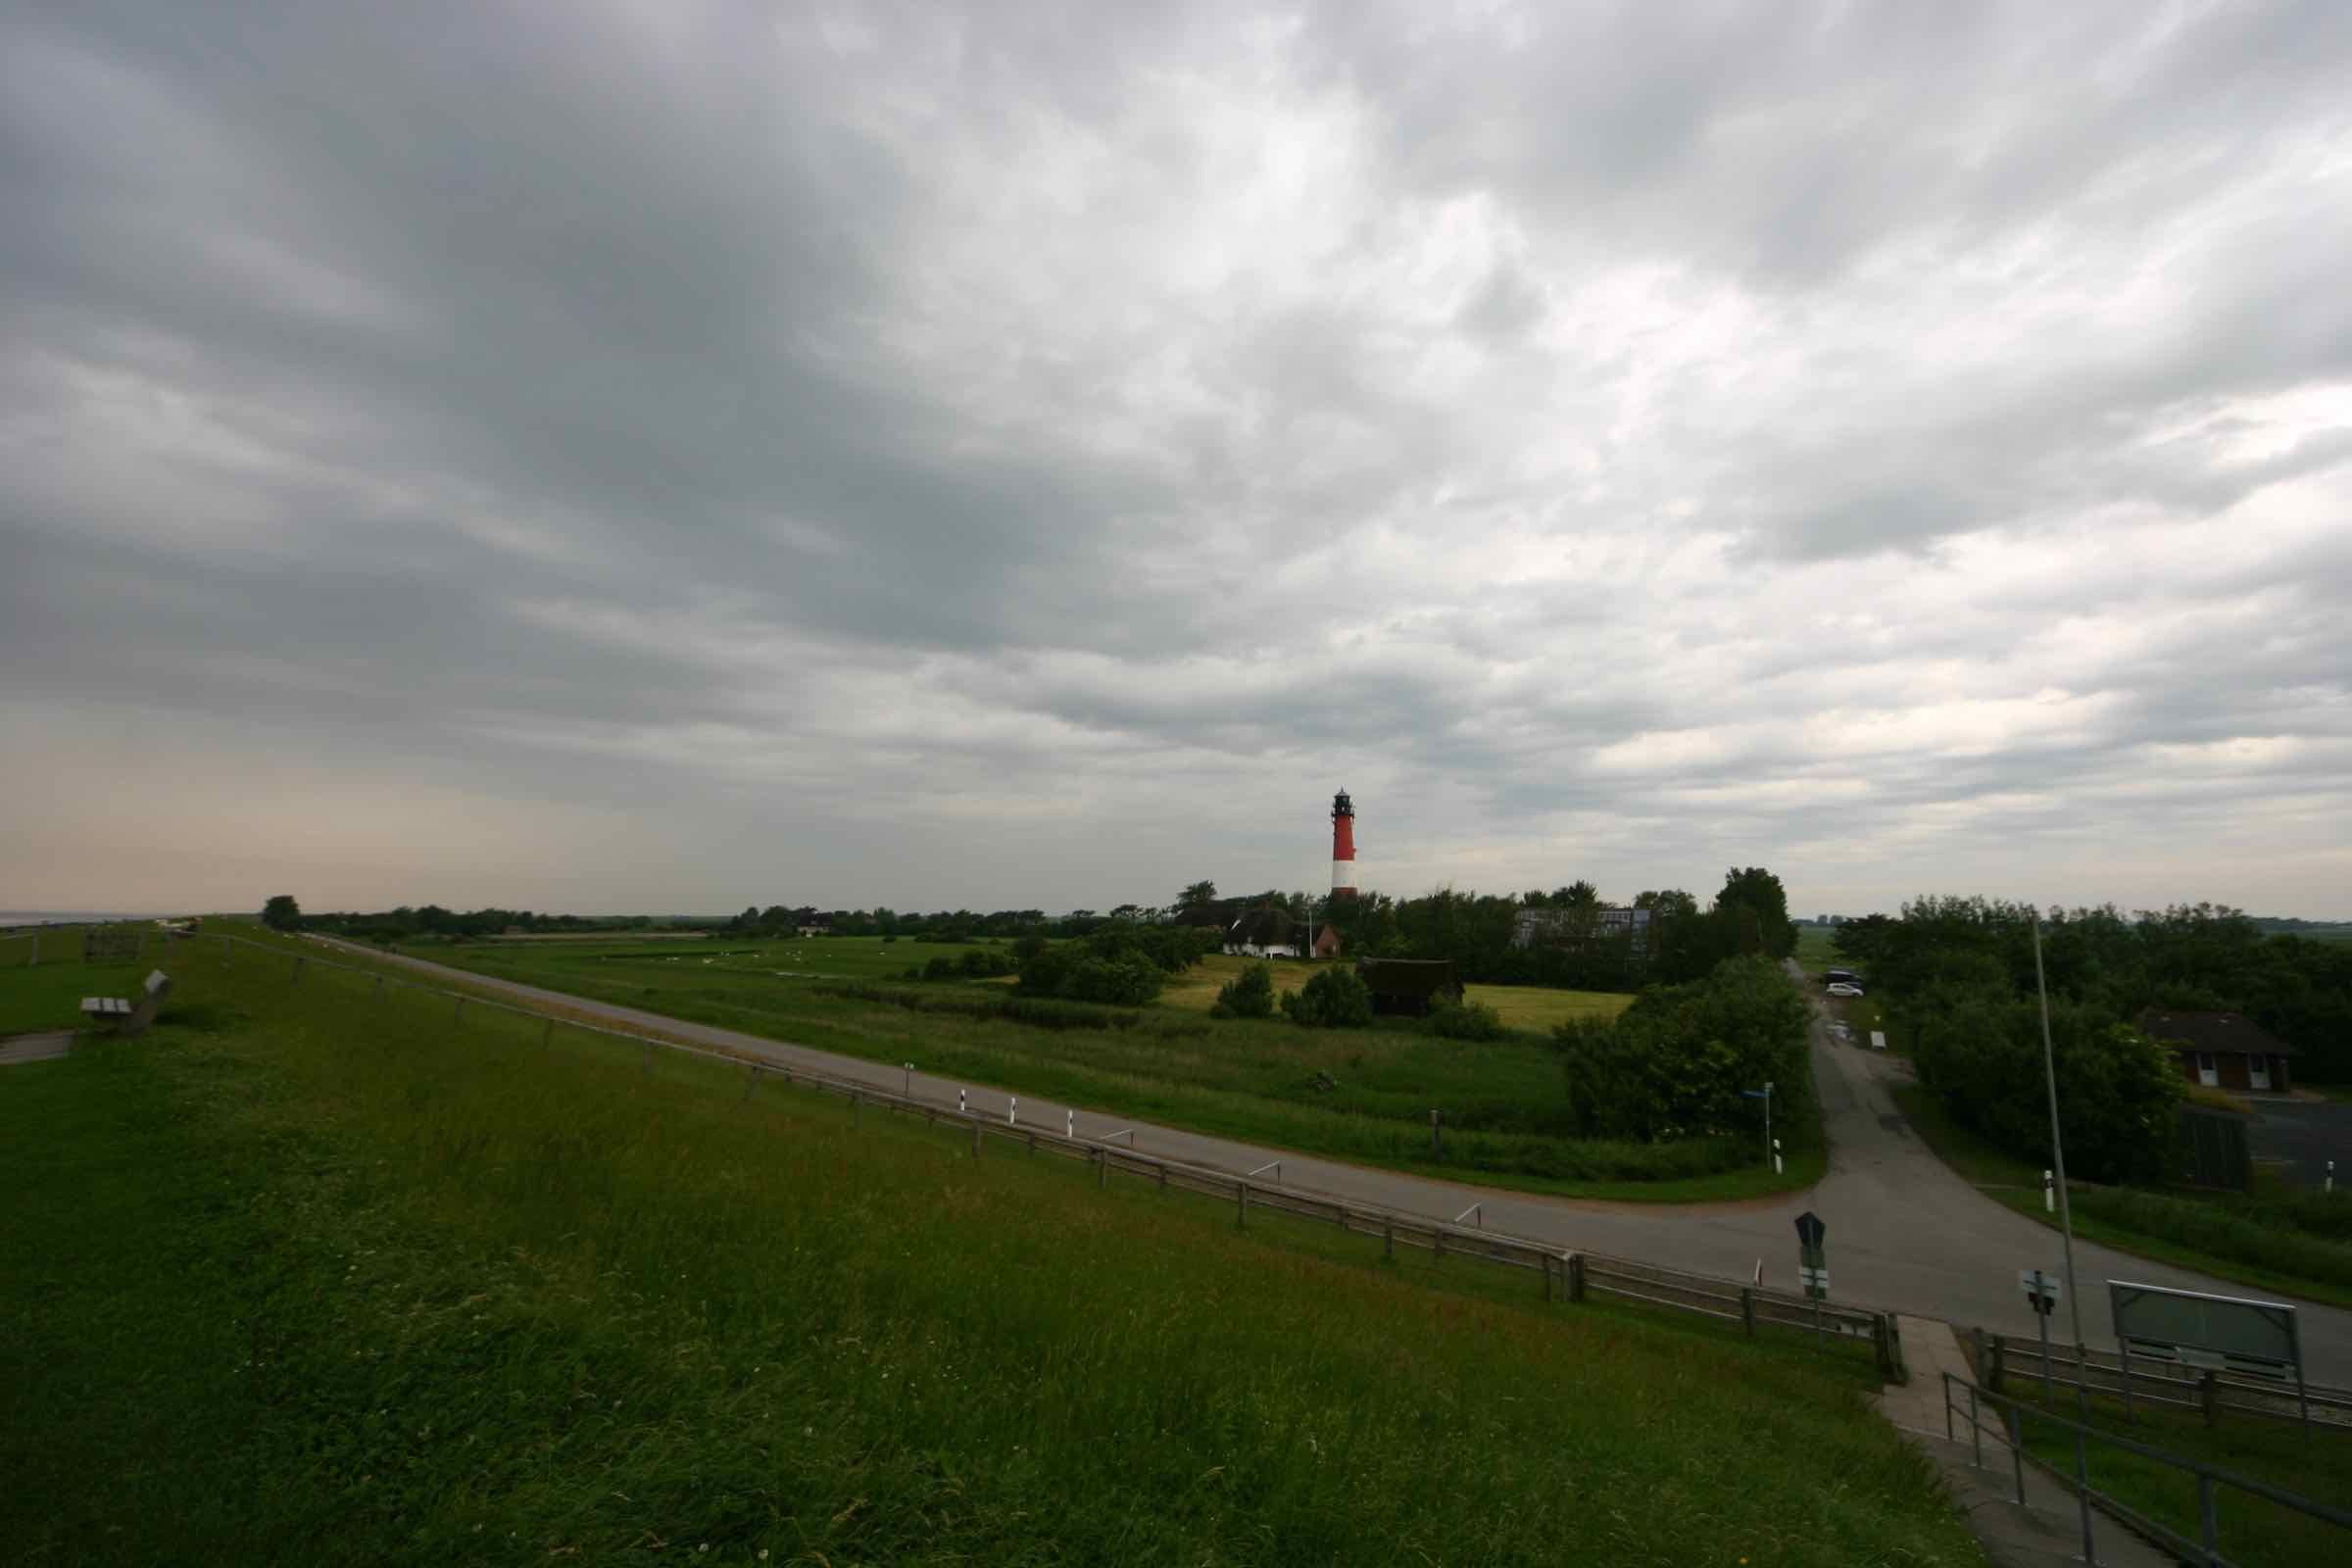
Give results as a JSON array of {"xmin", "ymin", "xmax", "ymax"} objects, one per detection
[
  {"xmin": 1794, "ymin": 1211, "xmax": 1828, "ymax": 1299},
  {"xmin": 2020, "ymin": 1268, "xmax": 2062, "ymax": 1315},
  {"xmin": 1870, "ymin": 1030, "xmax": 1886, "ymax": 1051}
]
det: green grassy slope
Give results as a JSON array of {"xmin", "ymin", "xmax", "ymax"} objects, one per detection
[
  {"xmin": 0, "ymin": 951, "xmax": 1977, "ymax": 1566},
  {"xmin": 336, "ymin": 933, "xmax": 1818, "ymax": 1201},
  {"xmin": 2001, "ymin": 1379, "xmax": 2351, "ymax": 1565}
]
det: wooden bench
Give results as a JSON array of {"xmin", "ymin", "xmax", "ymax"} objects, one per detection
[{"xmin": 80, "ymin": 970, "xmax": 172, "ymax": 1037}]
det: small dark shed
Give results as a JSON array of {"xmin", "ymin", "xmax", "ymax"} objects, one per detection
[
  {"xmin": 2138, "ymin": 1009, "xmax": 2294, "ymax": 1095},
  {"xmin": 1356, "ymin": 958, "xmax": 1464, "ymax": 1017}
]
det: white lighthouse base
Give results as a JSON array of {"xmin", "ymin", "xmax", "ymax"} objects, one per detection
[{"xmin": 1331, "ymin": 859, "xmax": 1359, "ymax": 895}]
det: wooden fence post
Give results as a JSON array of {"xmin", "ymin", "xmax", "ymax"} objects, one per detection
[
  {"xmin": 1383, "ymin": 1218, "xmax": 1394, "ymax": 1260},
  {"xmin": 1543, "ymin": 1253, "xmax": 1553, "ymax": 1303},
  {"xmin": 2200, "ymin": 1369, "xmax": 2218, "ymax": 1428},
  {"xmin": 1740, "ymin": 1287, "xmax": 1756, "ymax": 1339},
  {"xmin": 1567, "ymin": 1252, "xmax": 1586, "ymax": 1302},
  {"xmin": 1236, "ymin": 1181, "xmax": 1247, "ymax": 1229},
  {"xmin": 1984, "ymin": 1334, "xmax": 2005, "ymax": 1393},
  {"xmin": 1096, "ymin": 1149, "xmax": 1106, "ymax": 1189}
]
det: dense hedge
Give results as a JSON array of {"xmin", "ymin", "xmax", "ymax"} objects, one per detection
[
  {"xmin": 1018, "ymin": 925, "xmax": 1218, "ymax": 1006},
  {"xmin": 1551, "ymin": 956, "xmax": 1811, "ymax": 1142},
  {"xmin": 1909, "ymin": 990, "xmax": 2180, "ymax": 1185}
]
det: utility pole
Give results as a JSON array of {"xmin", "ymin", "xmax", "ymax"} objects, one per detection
[{"xmin": 2034, "ymin": 914, "xmax": 2089, "ymax": 1416}]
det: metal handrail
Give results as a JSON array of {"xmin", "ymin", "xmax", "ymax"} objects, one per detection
[{"xmin": 1941, "ymin": 1371, "xmax": 2352, "ymax": 1566}]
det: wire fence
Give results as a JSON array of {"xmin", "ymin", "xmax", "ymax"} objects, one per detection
[{"xmin": 128, "ymin": 928, "xmax": 1909, "ymax": 1376}]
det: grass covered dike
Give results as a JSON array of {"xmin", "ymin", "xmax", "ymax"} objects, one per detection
[
  {"xmin": 0, "ymin": 948, "xmax": 1977, "ymax": 1566},
  {"xmin": 364, "ymin": 934, "xmax": 1823, "ymax": 1201}
]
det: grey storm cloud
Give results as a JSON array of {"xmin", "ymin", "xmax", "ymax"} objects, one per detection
[{"xmin": 3, "ymin": 0, "xmax": 2348, "ymax": 917}]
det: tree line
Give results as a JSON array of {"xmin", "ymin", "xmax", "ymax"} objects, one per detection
[{"xmin": 1833, "ymin": 898, "xmax": 2352, "ymax": 1184}]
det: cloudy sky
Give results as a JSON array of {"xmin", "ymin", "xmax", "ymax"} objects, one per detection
[{"xmin": 5, "ymin": 1, "xmax": 2349, "ymax": 919}]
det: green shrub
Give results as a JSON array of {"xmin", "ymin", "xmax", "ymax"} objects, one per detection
[
  {"xmin": 1427, "ymin": 999, "xmax": 1507, "ymax": 1041},
  {"xmin": 1211, "ymin": 962, "xmax": 1276, "ymax": 1019},
  {"xmin": 1282, "ymin": 967, "xmax": 1374, "ymax": 1028},
  {"xmin": 1909, "ymin": 989, "xmax": 2181, "ymax": 1184},
  {"xmin": 1018, "ymin": 932, "xmax": 1180, "ymax": 1005},
  {"xmin": 1552, "ymin": 956, "xmax": 1810, "ymax": 1142}
]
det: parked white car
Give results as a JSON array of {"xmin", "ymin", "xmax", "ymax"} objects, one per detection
[{"xmin": 1826, "ymin": 981, "xmax": 1864, "ymax": 998}]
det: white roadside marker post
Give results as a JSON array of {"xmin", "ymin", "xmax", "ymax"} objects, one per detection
[
  {"xmin": 1773, "ymin": 1138, "xmax": 1784, "ymax": 1175},
  {"xmin": 958, "ymin": 1089, "xmax": 967, "ymax": 1116},
  {"xmin": 1008, "ymin": 1096, "xmax": 1017, "ymax": 1127},
  {"xmin": 1066, "ymin": 1108, "xmax": 1074, "ymax": 1140},
  {"xmin": 2043, "ymin": 1170, "xmax": 2055, "ymax": 1213}
]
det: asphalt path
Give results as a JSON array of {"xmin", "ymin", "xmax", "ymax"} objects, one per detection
[
  {"xmin": 306, "ymin": 937, "xmax": 2352, "ymax": 1382},
  {"xmin": 2244, "ymin": 1094, "xmax": 2352, "ymax": 1190}
]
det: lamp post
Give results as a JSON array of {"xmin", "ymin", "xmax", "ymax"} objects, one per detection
[{"xmin": 2033, "ymin": 914, "xmax": 2088, "ymax": 1416}]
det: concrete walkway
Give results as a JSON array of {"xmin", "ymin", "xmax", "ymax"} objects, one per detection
[
  {"xmin": 1877, "ymin": 1316, "xmax": 2174, "ymax": 1568},
  {"xmin": 0, "ymin": 1031, "xmax": 74, "ymax": 1066}
]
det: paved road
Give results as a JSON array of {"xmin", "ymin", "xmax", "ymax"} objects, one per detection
[
  {"xmin": 2245, "ymin": 1094, "xmax": 2352, "ymax": 1190},
  {"xmin": 307, "ymin": 937, "xmax": 2352, "ymax": 1382}
]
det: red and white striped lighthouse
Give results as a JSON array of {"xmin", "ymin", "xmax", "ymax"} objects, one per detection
[{"xmin": 1330, "ymin": 789, "xmax": 1358, "ymax": 899}]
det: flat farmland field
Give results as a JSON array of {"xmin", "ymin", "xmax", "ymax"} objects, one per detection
[
  {"xmin": 353, "ymin": 933, "xmax": 1810, "ymax": 1200},
  {"xmin": 1162, "ymin": 956, "xmax": 1632, "ymax": 1033},
  {"xmin": 1792, "ymin": 925, "xmax": 1844, "ymax": 971}
]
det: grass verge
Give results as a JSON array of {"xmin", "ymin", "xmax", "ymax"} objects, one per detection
[
  {"xmin": 1890, "ymin": 1085, "xmax": 2352, "ymax": 1310},
  {"xmin": 1998, "ymin": 1379, "xmax": 2352, "ymax": 1566},
  {"xmin": 0, "ymin": 948, "xmax": 1975, "ymax": 1566}
]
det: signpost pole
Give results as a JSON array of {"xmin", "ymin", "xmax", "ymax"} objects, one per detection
[
  {"xmin": 1764, "ymin": 1081, "xmax": 1773, "ymax": 1170},
  {"xmin": 2034, "ymin": 1270, "xmax": 2054, "ymax": 1397},
  {"xmin": 2033, "ymin": 915, "xmax": 2090, "ymax": 1417}
]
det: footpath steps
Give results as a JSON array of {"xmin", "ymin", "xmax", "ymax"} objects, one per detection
[{"xmin": 1875, "ymin": 1315, "xmax": 2175, "ymax": 1568}]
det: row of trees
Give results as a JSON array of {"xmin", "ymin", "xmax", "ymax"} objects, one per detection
[
  {"xmin": 1312, "ymin": 866, "xmax": 1795, "ymax": 989},
  {"xmin": 1838, "ymin": 899, "xmax": 2351, "ymax": 1084},
  {"xmin": 273, "ymin": 899, "xmax": 669, "ymax": 942}
]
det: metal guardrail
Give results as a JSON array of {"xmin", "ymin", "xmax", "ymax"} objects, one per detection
[
  {"xmin": 1984, "ymin": 1334, "xmax": 2352, "ymax": 1430},
  {"xmin": 1942, "ymin": 1371, "xmax": 2352, "ymax": 1567},
  {"xmin": 189, "ymin": 929, "xmax": 1905, "ymax": 1373}
]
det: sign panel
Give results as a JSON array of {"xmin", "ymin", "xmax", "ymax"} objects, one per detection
[
  {"xmin": 1793, "ymin": 1211, "xmax": 1826, "ymax": 1250},
  {"xmin": 1870, "ymin": 1030, "xmax": 1886, "ymax": 1051},
  {"xmin": 2108, "ymin": 1281, "xmax": 2298, "ymax": 1371}
]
